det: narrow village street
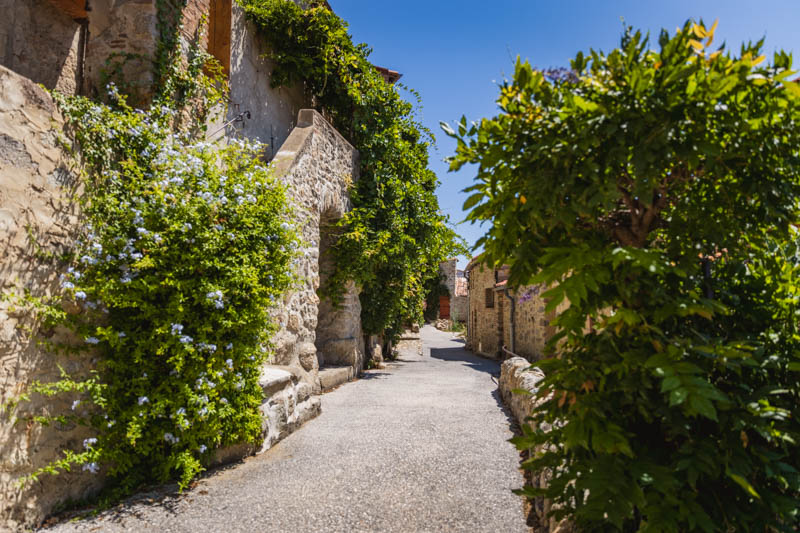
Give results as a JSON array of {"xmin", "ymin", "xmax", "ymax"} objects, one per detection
[{"xmin": 43, "ymin": 326, "xmax": 528, "ymax": 533}]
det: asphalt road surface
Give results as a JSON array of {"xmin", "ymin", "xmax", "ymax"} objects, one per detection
[{"xmin": 44, "ymin": 325, "xmax": 527, "ymax": 533}]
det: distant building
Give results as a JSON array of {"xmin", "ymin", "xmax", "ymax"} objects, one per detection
[
  {"xmin": 438, "ymin": 259, "xmax": 468, "ymax": 322},
  {"xmin": 464, "ymin": 257, "xmax": 568, "ymax": 361}
]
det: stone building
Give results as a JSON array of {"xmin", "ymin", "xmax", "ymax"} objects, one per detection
[
  {"xmin": 0, "ymin": 0, "xmax": 389, "ymax": 529},
  {"xmin": 437, "ymin": 258, "xmax": 468, "ymax": 322},
  {"xmin": 464, "ymin": 257, "xmax": 568, "ymax": 361}
]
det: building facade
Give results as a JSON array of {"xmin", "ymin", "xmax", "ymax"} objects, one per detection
[{"xmin": 465, "ymin": 258, "xmax": 568, "ymax": 362}]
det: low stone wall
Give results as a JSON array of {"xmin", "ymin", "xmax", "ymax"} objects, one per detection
[{"xmin": 499, "ymin": 357, "xmax": 572, "ymax": 533}]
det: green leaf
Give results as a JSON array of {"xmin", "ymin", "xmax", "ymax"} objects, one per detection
[{"xmin": 726, "ymin": 470, "xmax": 761, "ymax": 499}]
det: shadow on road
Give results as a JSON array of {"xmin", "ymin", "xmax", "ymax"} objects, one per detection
[{"xmin": 429, "ymin": 346, "xmax": 500, "ymax": 377}]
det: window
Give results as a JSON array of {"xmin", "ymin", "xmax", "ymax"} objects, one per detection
[{"xmin": 485, "ymin": 287, "xmax": 494, "ymax": 308}]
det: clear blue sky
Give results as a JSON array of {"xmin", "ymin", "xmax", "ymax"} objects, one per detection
[{"xmin": 328, "ymin": 1, "xmax": 800, "ymax": 269}]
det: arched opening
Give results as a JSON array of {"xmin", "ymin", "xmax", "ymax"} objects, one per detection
[
  {"xmin": 314, "ymin": 214, "xmax": 337, "ymax": 368},
  {"xmin": 314, "ymin": 211, "xmax": 363, "ymax": 374}
]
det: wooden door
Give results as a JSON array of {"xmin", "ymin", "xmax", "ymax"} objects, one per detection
[{"xmin": 439, "ymin": 295, "xmax": 451, "ymax": 318}]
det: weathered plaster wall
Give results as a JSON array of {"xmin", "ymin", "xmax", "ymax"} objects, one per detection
[
  {"xmin": 269, "ymin": 109, "xmax": 363, "ymax": 392},
  {"xmin": 0, "ymin": 66, "xmax": 102, "ymax": 533},
  {"xmin": 0, "ymin": 0, "xmax": 83, "ymax": 95},
  {"xmin": 226, "ymin": 2, "xmax": 309, "ymax": 157}
]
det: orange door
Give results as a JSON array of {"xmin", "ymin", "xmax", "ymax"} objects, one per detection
[{"xmin": 439, "ymin": 295, "xmax": 451, "ymax": 318}]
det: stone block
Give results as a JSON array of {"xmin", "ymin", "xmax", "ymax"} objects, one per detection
[
  {"xmin": 318, "ymin": 366, "xmax": 353, "ymax": 392},
  {"xmin": 259, "ymin": 366, "xmax": 293, "ymax": 398}
]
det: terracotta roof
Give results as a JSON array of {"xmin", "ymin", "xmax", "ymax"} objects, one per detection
[{"xmin": 375, "ymin": 66, "xmax": 402, "ymax": 84}]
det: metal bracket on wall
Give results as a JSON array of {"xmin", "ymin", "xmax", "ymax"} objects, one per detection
[{"xmin": 207, "ymin": 109, "xmax": 251, "ymax": 141}]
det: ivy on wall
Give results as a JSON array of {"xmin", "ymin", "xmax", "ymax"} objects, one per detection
[{"xmin": 238, "ymin": 0, "xmax": 466, "ymax": 340}]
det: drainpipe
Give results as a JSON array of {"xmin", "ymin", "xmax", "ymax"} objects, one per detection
[
  {"xmin": 464, "ymin": 267, "xmax": 470, "ymax": 343},
  {"xmin": 504, "ymin": 287, "xmax": 516, "ymax": 356}
]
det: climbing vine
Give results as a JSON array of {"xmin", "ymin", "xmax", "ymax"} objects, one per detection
[
  {"xmin": 238, "ymin": 0, "xmax": 465, "ymax": 340},
  {"xmin": 12, "ymin": 22, "xmax": 298, "ymax": 500}
]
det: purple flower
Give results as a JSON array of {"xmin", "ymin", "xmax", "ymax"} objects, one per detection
[{"xmin": 82, "ymin": 462, "xmax": 100, "ymax": 474}]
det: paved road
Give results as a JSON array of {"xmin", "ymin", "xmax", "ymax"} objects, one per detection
[{"xmin": 45, "ymin": 326, "xmax": 528, "ymax": 533}]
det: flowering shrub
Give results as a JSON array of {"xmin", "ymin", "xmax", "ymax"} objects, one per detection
[{"xmin": 22, "ymin": 83, "xmax": 297, "ymax": 498}]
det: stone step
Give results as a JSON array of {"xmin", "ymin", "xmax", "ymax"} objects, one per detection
[{"xmin": 318, "ymin": 365, "xmax": 354, "ymax": 392}]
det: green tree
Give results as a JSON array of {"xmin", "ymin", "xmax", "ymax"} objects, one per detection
[{"xmin": 446, "ymin": 21, "xmax": 800, "ymax": 531}]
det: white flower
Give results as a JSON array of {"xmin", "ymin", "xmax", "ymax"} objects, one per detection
[
  {"xmin": 171, "ymin": 323, "xmax": 184, "ymax": 335},
  {"xmin": 198, "ymin": 444, "xmax": 208, "ymax": 454},
  {"xmin": 176, "ymin": 407, "xmax": 186, "ymax": 416},
  {"xmin": 226, "ymin": 359, "xmax": 234, "ymax": 369},
  {"xmin": 74, "ymin": 291, "xmax": 87, "ymax": 300},
  {"xmin": 138, "ymin": 396, "xmax": 149, "ymax": 405},
  {"xmin": 164, "ymin": 432, "xmax": 179, "ymax": 444},
  {"xmin": 118, "ymin": 332, "xmax": 126, "ymax": 338},
  {"xmin": 71, "ymin": 400, "xmax": 81, "ymax": 410},
  {"xmin": 82, "ymin": 462, "xmax": 100, "ymax": 474},
  {"xmin": 85, "ymin": 337, "xmax": 100, "ymax": 344},
  {"xmin": 83, "ymin": 437, "xmax": 98, "ymax": 449},
  {"xmin": 61, "ymin": 281, "xmax": 75, "ymax": 290},
  {"xmin": 136, "ymin": 227, "xmax": 149, "ymax": 236},
  {"xmin": 226, "ymin": 343, "xmax": 233, "ymax": 350},
  {"xmin": 179, "ymin": 335, "xmax": 193, "ymax": 344}
]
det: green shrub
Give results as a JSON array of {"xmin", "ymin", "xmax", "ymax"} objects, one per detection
[
  {"xmin": 21, "ymin": 79, "xmax": 297, "ymax": 498},
  {"xmin": 446, "ymin": 21, "xmax": 800, "ymax": 531}
]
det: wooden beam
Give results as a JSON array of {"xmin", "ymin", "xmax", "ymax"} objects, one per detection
[{"xmin": 47, "ymin": 0, "xmax": 88, "ymax": 20}]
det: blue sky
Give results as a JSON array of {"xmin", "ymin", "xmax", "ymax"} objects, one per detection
[{"xmin": 328, "ymin": 1, "xmax": 800, "ymax": 269}]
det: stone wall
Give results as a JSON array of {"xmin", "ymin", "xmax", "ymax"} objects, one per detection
[
  {"xmin": 0, "ymin": 0, "xmax": 83, "ymax": 95},
  {"xmin": 499, "ymin": 358, "xmax": 573, "ymax": 533},
  {"xmin": 439, "ymin": 258, "xmax": 457, "ymax": 297},
  {"xmin": 451, "ymin": 295, "xmax": 468, "ymax": 324},
  {"xmin": 0, "ymin": 66, "xmax": 102, "ymax": 533},
  {"xmin": 465, "ymin": 263, "xmax": 503, "ymax": 358},
  {"xmin": 502, "ymin": 285, "xmax": 569, "ymax": 363},
  {"xmin": 269, "ymin": 109, "xmax": 363, "ymax": 392}
]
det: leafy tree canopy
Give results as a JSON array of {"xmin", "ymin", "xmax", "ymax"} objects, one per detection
[{"xmin": 446, "ymin": 20, "xmax": 800, "ymax": 531}]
